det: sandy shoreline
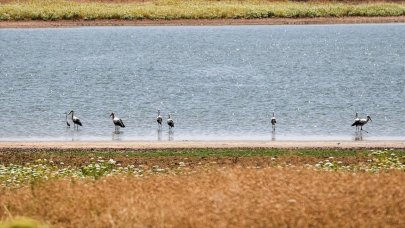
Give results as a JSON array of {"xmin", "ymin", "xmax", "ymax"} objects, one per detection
[
  {"xmin": 1, "ymin": 17, "xmax": 405, "ymax": 28},
  {"xmin": 0, "ymin": 140, "xmax": 404, "ymax": 149}
]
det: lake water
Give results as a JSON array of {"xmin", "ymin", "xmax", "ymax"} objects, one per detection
[{"xmin": 0, "ymin": 24, "xmax": 404, "ymax": 141}]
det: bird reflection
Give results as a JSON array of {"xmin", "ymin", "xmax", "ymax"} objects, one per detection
[
  {"xmin": 168, "ymin": 130, "xmax": 174, "ymax": 141},
  {"xmin": 157, "ymin": 128, "xmax": 162, "ymax": 141},
  {"xmin": 354, "ymin": 131, "xmax": 363, "ymax": 141},
  {"xmin": 112, "ymin": 131, "xmax": 123, "ymax": 141},
  {"xmin": 271, "ymin": 129, "xmax": 276, "ymax": 141}
]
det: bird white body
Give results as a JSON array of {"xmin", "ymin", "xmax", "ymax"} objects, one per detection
[
  {"xmin": 72, "ymin": 115, "xmax": 80, "ymax": 123},
  {"xmin": 156, "ymin": 110, "xmax": 163, "ymax": 127},
  {"xmin": 113, "ymin": 116, "xmax": 122, "ymax": 125},
  {"xmin": 167, "ymin": 114, "xmax": 174, "ymax": 129}
]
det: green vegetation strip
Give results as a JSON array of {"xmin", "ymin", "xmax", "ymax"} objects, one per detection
[
  {"xmin": 1, "ymin": 0, "xmax": 405, "ymax": 21},
  {"xmin": 1, "ymin": 148, "xmax": 404, "ymax": 187},
  {"xmin": 3, "ymin": 147, "xmax": 405, "ymax": 159}
]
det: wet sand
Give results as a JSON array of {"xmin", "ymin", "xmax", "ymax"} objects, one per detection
[
  {"xmin": 1, "ymin": 16, "xmax": 405, "ymax": 28},
  {"xmin": 0, "ymin": 140, "xmax": 404, "ymax": 149}
]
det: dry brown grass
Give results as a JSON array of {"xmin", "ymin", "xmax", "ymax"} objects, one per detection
[
  {"xmin": 1, "ymin": 0, "xmax": 405, "ymax": 4},
  {"xmin": 1, "ymin": 167, "xmax": 404, "ymax": 227}
]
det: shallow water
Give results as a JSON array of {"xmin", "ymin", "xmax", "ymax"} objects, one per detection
[{"xmin": 0, "ymin": 24, "xmax": 404, "ymax": 141}]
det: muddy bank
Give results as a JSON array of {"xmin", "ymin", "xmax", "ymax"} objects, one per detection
[{"xmin": 1, "ymin": 16, "xmax": 405, "ymax": 28}]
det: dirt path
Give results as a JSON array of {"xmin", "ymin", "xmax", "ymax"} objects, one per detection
[
  {"xmin": 0, "ymin": 140, "xmax": 404, "ymax": 149},
  {"xmin": 1, "ymin": 16, "xmax": 405, "ymax": 28}
]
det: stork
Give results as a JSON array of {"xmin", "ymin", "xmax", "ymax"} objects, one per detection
[
  {"xmin": 352, "ymin": 115, "xmax": 372, "ymax": 132},
  {"xmin": 67, "ymin": 110, "xmax": 82, "ymax": 130},
  {"xmin": 167, "ymin": 114, "xmax": 174, "ymax": 129},
  {"xmin": 64, "ymin": 112, "xmax": 70, "ymax": 128},
  {"xmin": 110, "ymin": 112, "xmax": 125, "ymax": 133},
  {"xmin": 156, "ymin": 110, "xmax": 163, "ymax": 127},
  {"xmin": 271, "ymin": 112, "xmax": 276, "ymax": 131}
]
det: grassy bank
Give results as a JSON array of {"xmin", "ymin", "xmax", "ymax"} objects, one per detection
[
  {"xmin": 1, "ymin": 0, "xmax": 405, "ymax": 21},
  {"xmin": 1, "ymin": 148, "xmax": 404, "ymax": 187}
]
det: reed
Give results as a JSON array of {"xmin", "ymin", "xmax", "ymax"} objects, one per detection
[{"xmin": 0, "ymin": 0, "xmax": 404, "ymax": 21}]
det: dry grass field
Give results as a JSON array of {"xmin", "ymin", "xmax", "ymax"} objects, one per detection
[
  {"xmin": 0, "ymin": 148, "xmax": 404, "ymax": 227},
  {"xmin": 1, "ymin": 0, "xmax": 405, "ymax": 22},
  {"xmin": 1, "ymin": 168, "xmax": 405, "ymax": 227}
]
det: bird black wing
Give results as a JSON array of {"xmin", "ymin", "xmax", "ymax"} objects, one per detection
[
  {"xmin": 74, "ymin": 119, "xmax": 82, "ymax": 126},
  {"xmin": 119, "ymin": 119, "xmax": 125, "ymax": 128},
  {"xmin": 351, "ymin": 120, "xmax": 360, "ymax": 126}
]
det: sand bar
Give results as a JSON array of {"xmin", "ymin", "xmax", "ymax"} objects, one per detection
[
  {"xmin": 1, "ymin": 17, "xmax": 405, "ymax": 28},
  {"xmin": 0, "ymin": 140, "xmax": 404, "ymax": 149}
]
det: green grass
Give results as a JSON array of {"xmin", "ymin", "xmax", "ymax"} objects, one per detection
[
  {"xmin": 0, "ymin": 217, "xmax": 46, "ymax": 228},
  {"xmin": 3, "ymin": 147, "xmax": 405, "ymax": 159},
  {"xmin": 1, "ymin": 0, "xmax": 405, "ymax": 21}
]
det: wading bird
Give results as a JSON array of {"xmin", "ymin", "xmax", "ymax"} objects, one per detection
[
  {"xmin": 167, "ymin": 114, "xmax": 174, "ymax": 129},
  {"xmin": 156, "ymin": 110, "xmax": 163, "ymax": 127},
  {"xmin": 64, "ymin": 112, "xmax": 70, "ymax": 128},
  {"xmin": 352, "ymin": 115, "xmax": 372, "ymax": 132},
  {"xmin": 271, "ymin": 112, "xmax": 277, "ymax": 131},
  {"xmin": 110, "ymin": 112, "xmax": 125, "ymax": 133},
  {"xmin": 67, "ymin": 110, "xmax": 82, "ymax": 130}
]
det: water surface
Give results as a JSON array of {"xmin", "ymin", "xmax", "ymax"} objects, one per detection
[{"xmin": 0, "ymin": 24, "xmax": 404, "ymax": 141}]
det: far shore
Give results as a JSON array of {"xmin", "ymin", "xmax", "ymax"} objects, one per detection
[
  {"xmin": 1, "ymin": 140, "xmax": 404, "ymax": 149},
  {"xmin": 1, "ymin": 16, "xmax": 405, "ymax": 28}
]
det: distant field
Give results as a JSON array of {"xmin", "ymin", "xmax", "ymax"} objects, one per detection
[
  {"xmin": 1, "ymin": 148, "xmax": 404, "ymax": 227},
  {"xmin": 1, "ymin": 0, "xmax": 405, "ymax": 21}
]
